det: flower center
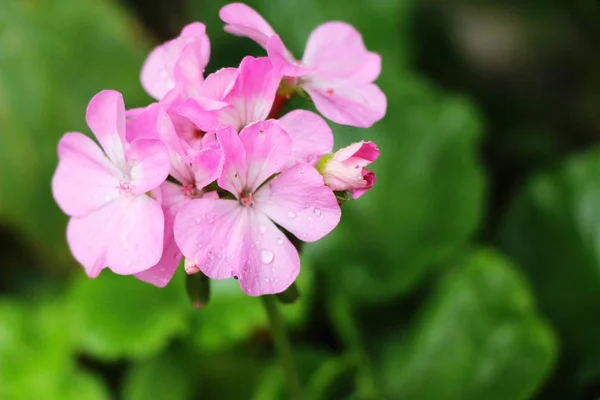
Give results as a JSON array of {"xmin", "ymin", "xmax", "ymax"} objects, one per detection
[
  {"xmin": 239, "ymin": 190, "xmax": 254, "ymax": 207},
  {"xmin": 182, "ymin": 183, "xmax": 200, "ymax": 198},
  {"xmin": 118, "ymin": 178, "xmax": 134, "ymax": 193}
]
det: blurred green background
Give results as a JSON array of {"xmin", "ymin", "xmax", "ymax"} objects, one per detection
[{"xmin": 1, "ymin": 0, "xmax": 600, "ymax": 398}]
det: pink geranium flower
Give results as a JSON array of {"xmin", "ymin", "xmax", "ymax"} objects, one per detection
[
  {"xmin": 174, "ymin": 120, "xmax": 341, "ymax": 296},
  {"xmin": 178, "ymin": 56, "xmax": 281, "ymax": 133},
  {"xmin": 320, "ymin": 141, "xmax": 380, "ymax": 199},
  {"xmin": 219, "ymin": 3, "xmax": 387, "ymax": 128},
  {"xmin": 51, "ymin": 90, "xmax": 170, "ymax": 277},
  {"xmin": 125, "ymin": 104, "xmax": 223, "ymax": 286}
]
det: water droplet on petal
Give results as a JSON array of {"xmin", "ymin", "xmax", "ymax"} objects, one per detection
[
  {"xmin": 258, "ymin": 225, "xmax": 267, "ymax": 234},
  {"xmin": 259, "ymin": 249, "xmax": 274, "ymax": 264},
  {"xmin": 314, "ymin": 208, "xmax": 322, "ymax": 217},
  {"xmin": 287, "ymin": 211, "xmax": 296, "ymax": 219},
  {"xmin": 276, "ymin": 237, "xmax": 284, "ymax": 246},
  {"xmin": 195, "ymin": 217, "xmax": 202, "ymax": 224},
  {"xmin": 104, "ymin": 194, "xmax": 111, "ymax": 203}
]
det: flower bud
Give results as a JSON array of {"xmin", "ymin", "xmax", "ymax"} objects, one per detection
[{"xmin": 317, "ymin": 141, "xmax": 379, "ymax": 199}]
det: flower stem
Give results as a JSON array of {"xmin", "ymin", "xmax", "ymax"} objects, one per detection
[{"xmin": 261, "ymin": 295, "xmax": 303, "ymax": 400}]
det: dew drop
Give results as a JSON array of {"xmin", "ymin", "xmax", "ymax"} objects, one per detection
[
  {"xmin": 314, "ymin": 208, "xmax": 322, "ymax": 217},
  {"xmin": 258, "ymin": 225, "xmax": 267, "ymax": 234},
  {"xmin": 195, "ymin": 217, "xmax": 202, "ymax": 224},
  {"xmin": 104, "ymin": 194, "xmax": 111, "ymax": 203},
  {"xmin": 259, "ymin": 249, "xmax": 274, "ymax": 264},
  {"xmin": 287, "ymin": 211, "xmax": 296, "ymax": 219},
  {"xmin": 300, "ymin": 167, "xmax": 305, "ymax": 174},
  {"xmin": 276, "ymin": 237, "xmax": 284, "ymax": 246},
  {"xmin": 264, "ymin": 278, "xmax": 271, "ymax": 283}
]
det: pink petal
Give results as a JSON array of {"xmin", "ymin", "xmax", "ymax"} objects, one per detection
[
  {"xmin": 219, "ymin": 3, "xmax": 275, "ymax": 48},
  {"xmin": 278, "ymin": 110, "xmax": 333, "ymax": 166},
  {"xmin": 172, "ymin": 44, "xmax": 205, "ymax": 97},
  {"xmin": 127, "ymin": 104, "xmax": 195, "ymax": 185},
  {"xmin": 303, "ymin": 79, "xmax": 387, "ymax": 128},
  {"xmin": 334, "ymin": 141, "xmax": 380, "ymax": 163},
  {"xmin": 67, "ymin": 195, "xmax": 165, "ymax": 276},
  {"xmin": 266, "ymin": 35, "xmax": 311, "ymax": 77},
  {"xmin": 200, "ymin": 67, "xmax": 238, "ymax": 100},
  {"xmin": 174, "ymin": 198, "xmax": 247, "ymax": 279},
  {"xmin": 141, "ymin": 22, "xmax": 210, "ymax": 100},
  {"xmin": 224, "ymin": 56, "xmax": 282, "ymax": 128},
  {"xmin": 239, "ymin": 120, "xmax": 292, "ymax": 192},
  {"xmin": 216, "ymin": 126, "xmax": 247, "ymax": 197},
  {"xmin": 187, "ymin": 145, "xmax": 224, "ymax": 190},
  {"xmin": 135, "ymin": 182, "xmax": 187, "ymax": 287},
  {"xmin": 86, "ymin": 90, "xmax": 127, "ymax": 168},
  {"xmin": 125, "ymin": 103, "xmax": 161, "ymax": 142},
  {"xmin": 141, "ymin": 44, "xmax": 177, "ymax": 100},
  {"xmin": 177, "ymin": 96, "xmax": 239, "ymax": 133},
  {"xmin": 52, "ymin": 132, "xmax": 121, "ymax": 217},
  {"xmin": 351, "ymin": 169, "xmax": 376, "ymax": 199},
  {"xmin": 173, "ymin": 197, "xmax": 300, "ymax": 295},
  {"xmin": 254, "ymin": 164, "xmax": 341, "ymax": 242},
  {"xmin": 237, "ymin": 211, "xmax": 300, "ymax": 296},
  {"xmin": 302, "ymin": 22, "xmax": 373, "ymax": 79},
  {"xmin": 126, "ymin": 138, "xmax": 171, "ymax": 195},
  {"xmin": 351, "ymin": 52, "xmax": 381, "ymax": 83}
]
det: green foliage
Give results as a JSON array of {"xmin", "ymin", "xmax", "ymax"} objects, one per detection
[
  {"xmin": 382, "ymin": 250, "xmax": 556, "ymax": 399},
  {"xmin": 69, "ymin": 271, "xmax": 190, "ymax": 360},
  {"xmin": 499, "ymin": 150, "xmax": 600, "ymax": 387}
]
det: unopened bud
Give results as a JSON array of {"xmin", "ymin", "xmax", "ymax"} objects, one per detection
[{"xmin": 317, "ymin": 141, "xmax": 379, "ymax": 199}]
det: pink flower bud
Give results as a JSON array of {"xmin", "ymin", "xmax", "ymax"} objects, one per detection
[{"xmin": 320, "ymin": 141, "xmax": 379, "ymax": 199}]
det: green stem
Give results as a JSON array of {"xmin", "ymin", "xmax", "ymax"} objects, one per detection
[{"xmin": 261, "ymin": 295, "xmax": 303, "ymax": 400}]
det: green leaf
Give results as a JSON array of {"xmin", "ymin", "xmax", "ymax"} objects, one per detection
[
  {"xmin": 382, "ymin": 249, "xmax": 556, "ymax": 400},
  {"xmin": 122, "ymin": 347, "xmax": 196, "ymax": 400},
  {"xmin": 69, "ymin": 270, "xmax": 189, "ymax": 360},
  {"xmin": 0, "ymin": 0, "xmax": 150, "ymax": 263},
  {"xmin": 498, "ymin": 150, "xmax": 600, "ymax": 384},
  {"xmin": 191, "ymin": 260, "xmax": 314, "ymax": 351},
  {"xmin": 0, "ymin": 298, "xmax": 110, "ymax": 400}
]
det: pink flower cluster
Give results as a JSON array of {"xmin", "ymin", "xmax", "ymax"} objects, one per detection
[{"xmin": 51, "ymin": 3, "xmax": 384, "ymax": 296}]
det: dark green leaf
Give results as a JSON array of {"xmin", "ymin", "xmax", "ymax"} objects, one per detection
[
  {"xmin": 69, "ymin": 271, "xmax": 189, "ymax": 360},
  {"xmin": 498, "ymin": 150, "xmax": 600, "ymax": 384},
  {"xmin": 382, "ymin": 249, "xmax": 556, "ymax": 400}
]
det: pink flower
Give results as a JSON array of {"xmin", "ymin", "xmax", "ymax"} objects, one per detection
[
  {"xmin": 174, "ymin": 120, "xmax": 341, "ymax": 296},
  {"xmin": 178, "ymin": 56, "xmax": 282, "ymax": 133},
  {"xmin": 125, "ymin": 104, "xmax": 223, "ymax": 287},
  {"xmin": 51, "ymin": 90, "xmax": 170, "ymax": 277},
  {"xmin": 320, "ymin": 141, "xmax": 379, "ymax": 199},
  {"xmin": 219, "ymin": 3, "xmax": 386, "ymax": 128},
  {"xmin": 141, "ymin": 22, "xmax": 210, "ymax": 101}
]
